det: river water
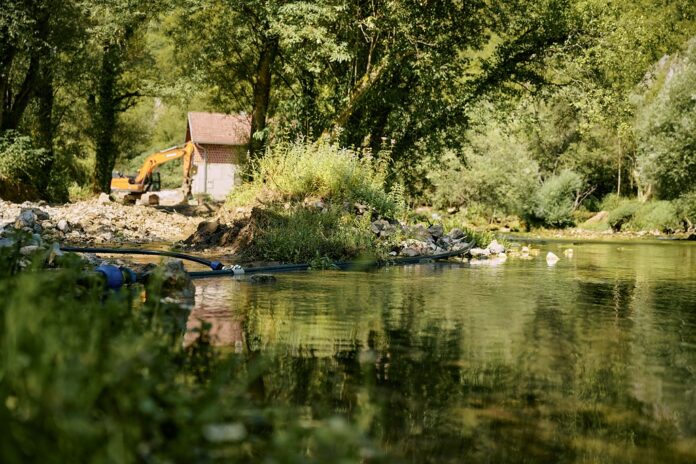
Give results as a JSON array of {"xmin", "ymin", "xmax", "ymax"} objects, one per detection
[{"xmin": 188, "ymin": 240, "xmax": 696, "ymax": 463}]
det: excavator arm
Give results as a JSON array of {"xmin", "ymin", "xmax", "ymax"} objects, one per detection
[{"xmin": 111, "ymin": 142, "xmax": 197, "ymax": 199}]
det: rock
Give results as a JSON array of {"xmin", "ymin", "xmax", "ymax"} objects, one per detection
[
  {"xmin": 487, "ymin": 240, "xmax": 505, "ymax": 255},
  {"xmin": 142, "ymin": 193, "xmax": 160, "ymax": 206},
  {"xmin": 14, "ymin": 210, "xmax": 37, "ymax": 229},
  {"xmin": 380, "ymin": 223, "xmax": 398, "ymax": 238},
  {"xmin": 447, "ymin": 228, "xmax": 466, "ymax": 240},
  {"xmin": 446, "ymin": 207, "xmax": 459, "ymax": 214},
  {"xmin": 197, "ymin": 220, "xmax": 220, "ymax": 235},
  {"xmin": 409, "ymin": 224, "xmax": 431, "ymax": 241},
  {"xmin": 19, "ymin": 245, "xmax": 40, "ymax": 256},
  {"xmin": 98, "ymin": 193, "xmax": 113, "ymax": 204},
  {"xmin": 153, "ymin": 259, "xmax": 196, "ymax": 303},
  {"xmin": 469, "ymin": 247, "xmax": 491, "ymax": 258},
  {"xmin": 546, "ymin": 252, "xmax": 560, "ymax": 265},
  {"xmin": 585, "ymin": 211, "xmax": 609, "ymax": 225},
  {"xmin": 436, "ymin": 236, "xmax": 452, "ymax": 249},
  {"xmin": 401, "ymin": 247, "xmax": 420, "ymax": 257},
  {"xmin": 354, "ymin": 202, "xmax": 369, "ymax": 215},
  {"xmin": 0, "ymin": 238, "xmax": 15, "ymax": 248},
  {"xmin": 250, "ymin": 274, "xmax": 277, "ymax": 284},
  {"xmin": 452, "ymin": 241, "xmax": 472, "ymax": 251},
  {"xmin": 57, "ymin": 219, "xmax": 70, "ymax": 232},
  {"xmin": 99, "ymin": 232, "xmax": 114, "ymax": 242},
  {"xmin": 427, "ymin": 224, "xmax": 444, "ymax": 238},
  {"xmin": 370, "ymin": 219, "xmax": 388, "ymax": 234}
]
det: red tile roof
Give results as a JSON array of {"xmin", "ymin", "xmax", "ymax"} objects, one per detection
[{"xmin": 186, "ymin": 112, "xmax": 251, "ymax": 145}]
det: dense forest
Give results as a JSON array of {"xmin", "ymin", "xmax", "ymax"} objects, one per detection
[{"xmin": 1, "ymin": 0, "xmax": 695, "ymax": 229}]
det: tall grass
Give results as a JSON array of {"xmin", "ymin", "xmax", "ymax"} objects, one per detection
[
  {"xmin": 229, "ymin": 141, "xmax": 405, "ymax": 218},
  {"xmin": 243, "ymin": 205, "xmax": 377, "ymax": 262}
]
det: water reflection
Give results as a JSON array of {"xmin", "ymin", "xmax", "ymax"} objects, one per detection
[{"xmin": 188, "ymin": 241, "xmax": 696, "ymax": 462}]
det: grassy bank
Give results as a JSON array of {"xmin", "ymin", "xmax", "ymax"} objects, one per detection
[{"xmin": 201, "ymin": 141, "xmax": 487, "ymax": 263}]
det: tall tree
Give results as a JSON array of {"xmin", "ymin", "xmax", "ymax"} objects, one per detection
[{"xmin": 87, "ymin": 0, "xmax": 156, "ymax": 192}]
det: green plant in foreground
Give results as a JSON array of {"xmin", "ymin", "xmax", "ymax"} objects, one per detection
[{"xmin": 0, "ymin": 242, "xmax": 376, "ymax": 463}]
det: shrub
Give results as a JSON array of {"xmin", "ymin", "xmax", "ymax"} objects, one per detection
[
  {"xmin": 526, "ymin": 170, "xmax": 585, "ymax": 228},
  {"xmin": 428, "ymin": 129, "xmax": 539, "ymax": 217},
  {"xmin": 628, "ymin": 201, "xmax": 680, "ymax": 232},
  {"xmin": 606, "ymin": 199, "xmax": 640, "ymax": 231},
  {"xmin": 674, "ymin": 191, "xmax": 696, "ymax": 230},
  {"xmin": 0, "ymin": 131, "xmax": 49, "ymax": 179},
  {"xmin": 600, "ymin": 193, "xmax": 623, "ymax": 212},
  {"xmin": 230, "ymin": 141, "xmax": 404, "ymax": 218},
  {"xmin": 0, "ymin": 131, "xmax": 50, "ymax": 201}
]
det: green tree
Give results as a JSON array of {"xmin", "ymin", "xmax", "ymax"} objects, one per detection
[
  {"xmin": 87, "ymin": 0, "xmax": 160, "ymax": 193},
  {"xmin": 634, "ymin": 39, "xmax": 696, "ymax": 200}
]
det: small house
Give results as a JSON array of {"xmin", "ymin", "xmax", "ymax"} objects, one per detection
[{"xmin": 185, "ymin": 111, "xmax": 250, "ymax": 201}]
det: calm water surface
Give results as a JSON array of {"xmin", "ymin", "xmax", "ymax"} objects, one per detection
[{"xmin": 189, "ymin": 241, "xmax": 696, "ymax": 463}]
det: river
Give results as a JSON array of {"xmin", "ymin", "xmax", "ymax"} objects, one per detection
[{"xmin": 188, "ymin": 240, "xmax": 696, "ymax": 463}]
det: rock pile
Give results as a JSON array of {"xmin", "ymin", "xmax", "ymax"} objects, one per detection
[
  {"xmin": 0, "ymin": 198, "xmax": 198, "ymax": 245},
  {"xmin": 368, "ymin": 219, "xmax": 507, "ymax": 260}
]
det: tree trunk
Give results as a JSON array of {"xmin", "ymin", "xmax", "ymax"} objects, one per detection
[
  {"xmin": 35, "ymin": 63, "xmax": 55, "ymax": 196},
  {"xmin": 0, "ymin": 53, "xmax": 40, "ymax": 131},
  {"xmin": 325, "ymin": 58, "xmax": 390, "ymax": 138},
  {"xmin": 94, "ymin": 44, "xmax": 119, "ymax": 193},
  {"xmin": 248, "ymin": 36, "xmax": 279, "ymax": 160}
]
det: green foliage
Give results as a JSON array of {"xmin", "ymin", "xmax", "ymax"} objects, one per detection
[
  {"xmin": 635, "ymin": 39, "xmax": 696, "ymax": 199},
  {"xmin": 607, "ymin": 199, "xmax": 640, "ymax": 231},
  {"xmin": 229, "ymin": 141, "xmax": 404, "ymax": 218},
  {"xmin": 428, "ymin": 124, "xmax": 539, "ymax": 216},
  {"xmin": 605, "ymin": 199, "xmax": 682, "ymax": 232},
  {"xmin": 0, "ymin": 131, "xmax": 49, "ymax": 179},
  {"xmin": 0, "ymin": 131, "xmax": 50, "ymax": 200},
  {"xmin": 526, "ymin": 170, "xmax": 585, "ymax": 228},
  {"xmin": 600, "ymin": 193, "xmax": 623, "ymax": 212},
  {"xmin": 244, "ymin": 206, "xmax": 376, "ymax": 263},
  {"xmin": 0, "ymin": 239, "xmax": 375, "ymax": 463},
  {"xmin": 674, "ymin": 191, "xmax": 696, "ymax": 229},
  {"xmin": 629, "ymin": 201, "xmax": 680, "ymax": 232}
]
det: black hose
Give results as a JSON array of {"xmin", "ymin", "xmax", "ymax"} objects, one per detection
[
  {"xmin": 60, "ymin": 246, "xmax": 223, "ymax": 270},
  {"xmin": 62, "ymin": 241, "xmax": 473, "ymax": 280},
  {"xmin": 188, "ymin": 242, "xmax": 474, "ymax": 279}
]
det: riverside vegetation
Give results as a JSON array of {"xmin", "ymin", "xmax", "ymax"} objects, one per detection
[
  {"xmin": 2, "ymin": 1, "xmax": 696, "ymax": 462},
  {"xmin": 1, "ymin": 1, "xmax": 695, "ymax": 235}
]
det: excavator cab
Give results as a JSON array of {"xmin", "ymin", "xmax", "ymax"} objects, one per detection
[{"xmin": 149, "ymin": 172, "xmax": 161, "ymax": 191}]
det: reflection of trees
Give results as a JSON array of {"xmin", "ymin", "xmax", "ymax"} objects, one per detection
[{"xmin": 188, "ymin": 245, "xmax": 696, "ymax": 462}]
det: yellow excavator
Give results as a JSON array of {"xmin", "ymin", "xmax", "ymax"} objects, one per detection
[{"xmin": 111, "ymin": 142, "xmax": 197, "ymax": 202}]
